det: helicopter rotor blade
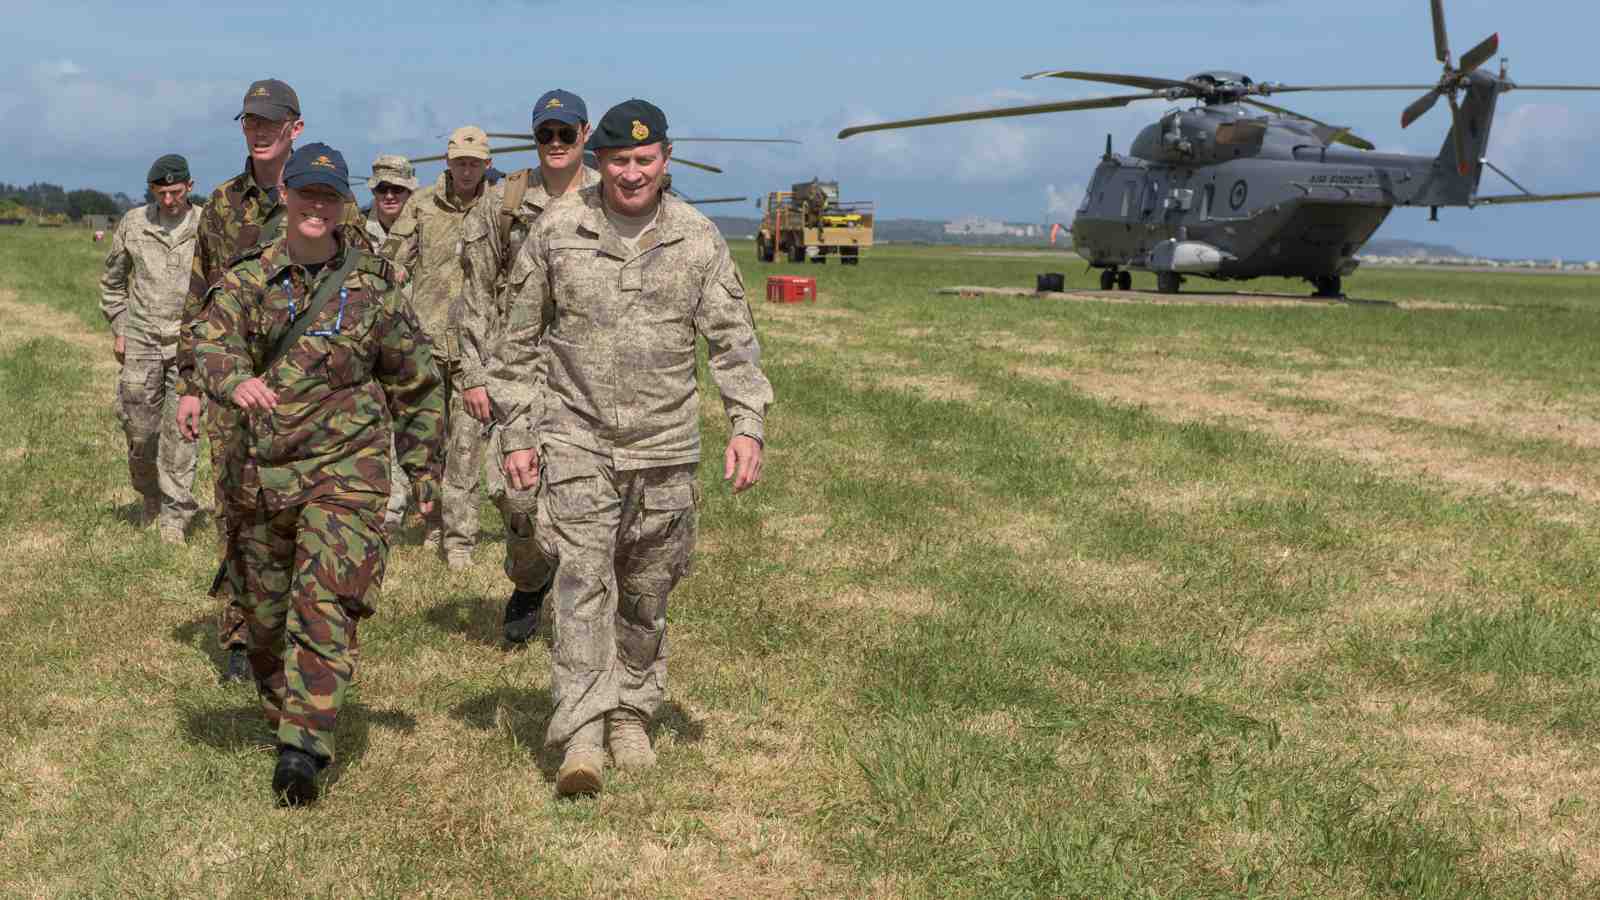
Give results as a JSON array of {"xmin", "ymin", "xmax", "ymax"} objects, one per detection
[
  {"xmin": 1446, "ymin": 91, "xmax": 1473, "ymax": 176},
  {"xmin": 1458, "ymin": 32, "xmax": 1499, "ymax": 73},
  {"xmin": 1259, "ymin": 83, "xmax": 1437, "ymax": 94},
  {"xmin": 672, "ymin": 157, "xmax": 724, "ymax": 174},
  {"xmin": 1022, "ymin": 69, "xmax": 1191, "ymax": 91},
  {"xmin": 1400, "ymin": 87, "xmax": 1444, "ymax": 128},
  {"xmin": 1431, "ymin": 0, "xmax": 1452, "ymax": 65},
  {"xmin": 1241, "ymin": 99, "xmax": 1376, "ymax": 150},
  {"xmin": 1505, "ymin": 84, "xmax": 1600, "ymax": 91},
  {"xmin": 409, "ymin": 142, "xmax": 541, "ymax": 163},
  {"xmin": 487, "ymin": 132, "xmax": 799, "ymax": 145},
  {"xmin": 682, "ymin": 196, "xmax": 750, "ymax": 205},
  {"xmin": 838, "ymin": 93, "xmax": 1165, "ymax": 139}
]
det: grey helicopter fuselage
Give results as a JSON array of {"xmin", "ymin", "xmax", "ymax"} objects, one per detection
[{"xmin": 1072, "ymin": 70, "xmax": 1500, "ymax": 286}]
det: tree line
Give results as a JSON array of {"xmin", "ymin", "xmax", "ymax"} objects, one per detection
[{"xmin": 0, "ymin": 181, "xmax": 144, "ymax": 221}]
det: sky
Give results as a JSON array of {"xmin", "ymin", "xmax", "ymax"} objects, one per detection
[{"xmin": 3, "ymin": 0, "xmax": 1599, "ymax": 259}]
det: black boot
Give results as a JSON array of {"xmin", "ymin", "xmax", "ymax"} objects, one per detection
[
  {"xmin": 272, "ymin": 747, "xmax": 321, "ymax": 807},
  {"xmin": 503, "ymin": 583, "xmax": 549, "ymax": 644},
  {"xmin": 222, "ymin": 645, "xmax": 251, "ymax": 684}
]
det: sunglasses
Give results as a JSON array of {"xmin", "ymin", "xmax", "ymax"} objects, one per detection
[
  {"xmin": 373, "ymin": 185, "xmax": 410, "ymax": 197},
  {"xmin": 535, "ymin": 125, "xmax": 580, "ymax": 146}
]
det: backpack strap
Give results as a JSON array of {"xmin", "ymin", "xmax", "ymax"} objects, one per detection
[
  {"xmin": 497, "ymin": 168, "xmax": 533, "ymax": 253},
  {"xmin": 259, "ymin": 250, "xmax": 362, "ymax": 375}
]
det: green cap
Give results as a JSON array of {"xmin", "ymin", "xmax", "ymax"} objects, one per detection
[
  {"xmin": 146, "ymin": 154, "xmax": 191, "ymax": 186},
  {"xmin": 587, "ymin": 99, "xmax": 669, "ymax": 152}
]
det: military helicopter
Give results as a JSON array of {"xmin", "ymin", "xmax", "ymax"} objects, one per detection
[
  {"xmin": 839, "ymin": 0, "xmax": 1600, "ymax": 297},
  {"xmin": 409, "ymin": 135, "xmax": 798, "ymax": 205}
]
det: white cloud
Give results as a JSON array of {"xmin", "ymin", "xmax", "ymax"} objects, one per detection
[{"xmin": 1045, "ymin": 183, "xmax": 1084, "ymax": 219}]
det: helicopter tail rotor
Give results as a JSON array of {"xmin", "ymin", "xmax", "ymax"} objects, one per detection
[{"xmin": 1401, "ymin": 0, "xmax": 1500, "ymax": 175}]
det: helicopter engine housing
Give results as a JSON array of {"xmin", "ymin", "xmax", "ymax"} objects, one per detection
[{"xmin": 1151, "ymin": 239, "xmax": 1231, "ymax": 273}]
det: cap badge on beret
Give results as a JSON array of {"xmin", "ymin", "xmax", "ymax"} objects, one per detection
[{"xmin": 631, "ymin": 120, "xmax": 650, "ymax": 141}]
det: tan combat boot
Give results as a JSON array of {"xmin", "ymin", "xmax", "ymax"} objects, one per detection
[
  {"xmin": 159, "ymin": 525, "xmax": 185, "ymax": 545},
  {"xmin": 607, "ymin": 709, "xmax": 656, "ymax": 771},
  {"xmin": 556, "ymin": 720, "xmax": 605, "ymax": 797},
  {"xmin": 446, "ymin": 549, "xmax": 472, "ymax": 572}
]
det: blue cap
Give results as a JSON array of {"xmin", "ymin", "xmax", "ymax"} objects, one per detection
[
  {"xmin": 532, "ymin": 89, "xmax": 587, "ymax": 129},
  {"xmin": 283, "ymin": 142, "xmax": 352, "ymax": 199}
]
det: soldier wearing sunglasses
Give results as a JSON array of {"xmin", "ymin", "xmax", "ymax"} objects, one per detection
[{"xmin": 456, "ymin": 89, "xmax": 598, "ymax": 645}]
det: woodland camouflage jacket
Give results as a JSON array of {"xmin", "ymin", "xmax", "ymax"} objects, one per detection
[
  {"xmin": 99, "ymin": 203, "xmax": 201, "ymax": 356},
  {"xmin": 381, "ymin": 171, "xmax": 482, "ymax": 360},
  {"xmin": 177, "ymin": 159, "xmax": 368, "ymax": 396},
  {"xmin": 194, "ymin": 235, "xmax": 444, "ymax": 511},
  {"xmin": 455, "ymin": 164, "xmax": 599, "ymax": 390},
  {"xmin": 487, "ymin": 187, "xmax": 772, "ymax": 470}
]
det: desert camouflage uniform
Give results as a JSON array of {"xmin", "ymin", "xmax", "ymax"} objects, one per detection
[
  {"xmin": 453, "ymin": 164, "xmax": 597, "ymax": 591},
  {"xmin": 382, "ymin": 171, "xmax": 484, "ymax": 557},
  {"xmin": 487, "ymin": 188, "xmax": 772, "ymax": 748},
  {"xmin": 363, "ymin": 210, "xmax": 412, "ymax": 527},
  {"xmin": 178, "ymin": 159, "xmax": 368, "ymax": 649},
  {"xmin": 100, "ymin": 203, "xmax": 202, "ymax": 534},
  {"xmin": 195, "ymin": 235, "xmax": 443, "ymax": 764}
]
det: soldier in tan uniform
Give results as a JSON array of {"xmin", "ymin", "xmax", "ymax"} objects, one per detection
[
  {"xmin": 363, "ymin": 154, "xmax": 420, "ymax": 530},
  {"xmin": 491, "ymin": 100, "xmax": 772, "ymax": 796},
  {"xmin": 457, "ymin": 89, "xmax": 597, "ymax": 644},
  {"xmin": 100, "ymin": 154, "xmax": 202, "ymax": 543},
  {"xmin": 382, "ymin": 127, "xmax": 491, "ymax": 566}
]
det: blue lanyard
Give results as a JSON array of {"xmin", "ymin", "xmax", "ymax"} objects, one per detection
[{"xmin": 281, "ymin": 272, "xmax": 349, "ymax": 336}]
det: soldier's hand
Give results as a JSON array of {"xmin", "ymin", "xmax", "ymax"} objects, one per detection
[
  {"xmin": 418, "ymin": 499, "xmax": 435, "ymax": 517},
  {"xmin": 232, "ymin": 377, "xmax": 279, "ymax": 412},
  {"xmin": 113, "ymin": 335, "xmax": 125, "ymax": 364},
  {"xmin": 724, "ymin": 435, "xmax": 764, "ymax": 494},
  {"xmin": 504, "ymin": 448, "xmax": 539, "ymax": 492},
  {"xmin": 462, "ymin": 386, "xmax": 492, "ymax": 423},
  {"xmin": 177, "ymin": 395, "xmax": 204, "ymax": 442}
]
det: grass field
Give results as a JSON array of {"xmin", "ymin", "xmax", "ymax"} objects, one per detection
[{"xmin": 2, "ymin": 225, "xmax": 1598, "ymax": 897}]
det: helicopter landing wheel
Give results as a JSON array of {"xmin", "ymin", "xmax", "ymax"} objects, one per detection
[
  {"xmin": 1099, "ymin": 269, "xmax": 1116, "ymax": 291},
  {"xmin": 1117, "ymin": 270, "xmax": 1132, "ymax": 291},
  {"xmin": 1311, "ymin": 275, "xmax": 1343, "ymax": 298},
  {"xmin": 1156, "ymin": 272, "xmax": 1182, "ymax": 294}
]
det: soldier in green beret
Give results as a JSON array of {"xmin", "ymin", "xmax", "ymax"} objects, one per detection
[
  {"xmin": 489, "ymin": 99, "xmax": 773, "ymax": 796},
  {"xmin": 99, "ymin": 154, "xmax": 202, "ymax": 543}
]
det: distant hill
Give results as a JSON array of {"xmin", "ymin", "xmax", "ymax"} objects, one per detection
[
  {"xmin": 709, "ymin": 216, "xmax": 1054, "ymax": 245},
  {"xmin": 1360, "ymin": 238, "xmax": 1471, "ymax": 258}
]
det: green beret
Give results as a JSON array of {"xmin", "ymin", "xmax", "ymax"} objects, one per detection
[
  {"xmin": 147, "ymin": 154, "xmax": 191, "ymax": 186},
  {"xmin": 587, "ymin": 99, "xmax": 669, "ymax": 152}
]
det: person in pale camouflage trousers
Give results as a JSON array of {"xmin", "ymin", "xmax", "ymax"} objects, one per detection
[
  {"xmin": 456, "ymin": 88, "xmax": 598, "ymax": 643},
  {"xmin": 362, "ymin": 154, "xmax": 420, "ymax": 531},
  {"xmin": 100, "ymin": 154, "xmax": 202, "ymax": 542},
  {"xmin": 490, "ymin": 100, "xmax": 772, "ymax": 796},
  {"xmin": 174, "ymin": 78, "xmax": 370, "ymax": 682},
  {"xmin": 381, "ymin": 126, "xmax": 491, "ymax": 568},
  {"xmin": 195, "ymin": 144, "xmax": 444, "ymax": 806}
]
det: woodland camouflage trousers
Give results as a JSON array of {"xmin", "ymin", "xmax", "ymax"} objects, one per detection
[
  {"xmin": 228, "ymin": 492, "xmax": 385, "ymax": 764},
  {"xmin": 115, "ymin": 353, "xmax": 197, "ymax": 531},
  {"xmin": 205, "ymin": 404, "xmax": 249, "ymax": 649},
  {"xmin": 538, "ymin": 442, "xmax": 698, "ymax": 749}
]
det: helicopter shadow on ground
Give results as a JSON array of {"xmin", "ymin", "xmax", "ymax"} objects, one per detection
[{"xmin": 179, "ymin": 694, "xmax": 417, "ymax": 792}]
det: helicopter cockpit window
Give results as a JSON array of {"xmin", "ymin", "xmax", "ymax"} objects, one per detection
[
  {"xmin": 1200, "ymin": 184, "xmax": 1215, "ymax": 219},
  {"xmin": 1216, "ymin": 121, "xmax": 1267, "ymax": 146},
  {"xmin": 1121, "ymin": 183, "xmax": 1134, "ymax": 217},
  {"xmin": 1144, "ymin": 181, "xmax": 1160, "ymax": 215}
]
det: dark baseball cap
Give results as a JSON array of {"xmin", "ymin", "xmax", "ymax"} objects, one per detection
[
  {"xmin": 531, "ymin": 89, "xmax": 587, "ymax": 129},
  {"xmin": 283, "ymin": 143, "xmax": 352, "ymax": 199},
  {"xmin": 586, "ymin": 99, "xmax": 668, "ymax": 152},
  {"xmin": 147, "ymin": 154, "xmax": 191, "ymax": 186},
  {"xmin": 235, "ymin": 78, "xmax": 300, "ymax": 121}
]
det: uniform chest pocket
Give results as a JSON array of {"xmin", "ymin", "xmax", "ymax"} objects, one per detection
[
  {"xmin": 547, "ymin": 238, "xmax": 609, "ymax": 340},
  {"xmin": 283, "ymin": 289, "xmax": 381, "ymax": 387}
]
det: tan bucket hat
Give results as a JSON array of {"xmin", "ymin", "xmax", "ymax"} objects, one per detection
[{"xmin": 367, "ymin": 154, "xmax": 419, "ymax": 190}]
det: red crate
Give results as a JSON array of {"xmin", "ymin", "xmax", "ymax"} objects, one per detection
[{"xmin": 765, "ymin": 275, "xmax": 816, "ymax": 303}]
